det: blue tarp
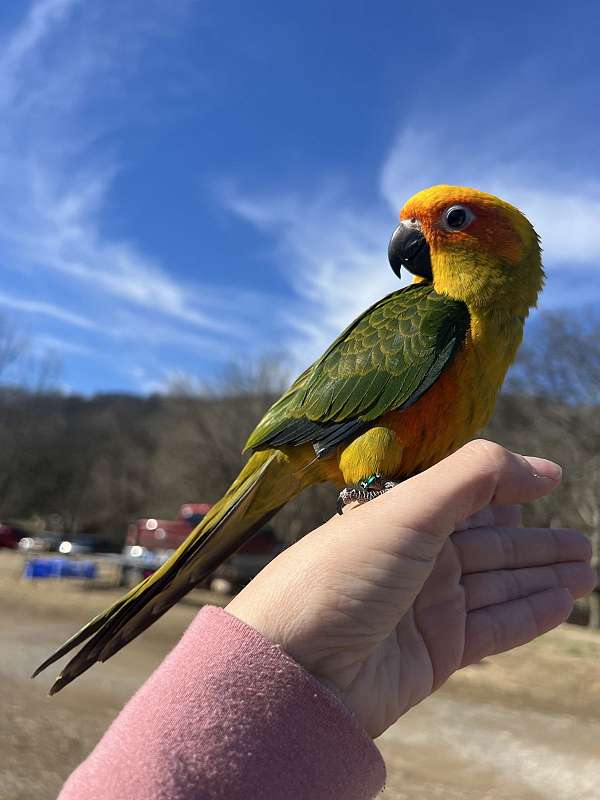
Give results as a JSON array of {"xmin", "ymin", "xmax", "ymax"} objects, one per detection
[{"xmin": 23, "ymin": 557, "xmax": 97, "ymax": 580}]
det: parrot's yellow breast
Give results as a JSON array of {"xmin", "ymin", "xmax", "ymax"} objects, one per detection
[{"xmin": 328, "ymin": 310, "xmax": 524, "ymax": 486}]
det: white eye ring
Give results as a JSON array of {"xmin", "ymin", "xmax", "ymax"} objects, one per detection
[{"xmin": 441, "ymin": 204, "xmax": 475, "ymax": 232}]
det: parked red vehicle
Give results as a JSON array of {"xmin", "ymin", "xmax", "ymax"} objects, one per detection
[
  {"xmin": 0, "ymin": 523, "xmax": 26, "ymax": 549},
  {"xmin": 121, "ymin": 503, "xmax": 211, "ymax": 585},
  {"xmin": 121, "ymin": 503, "xmax": 283, "ymax": 593}
]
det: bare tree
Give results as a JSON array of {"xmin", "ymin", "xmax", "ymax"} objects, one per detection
[
  {"xmin": 0, "ymin": 316, "xmax": 26, "ymax": 380},
  {"xmin": 160, "ymin": 356, "xmax": 337, "ymax": 542}
]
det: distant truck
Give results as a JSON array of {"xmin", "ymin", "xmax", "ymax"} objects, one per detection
[
  {"xmin": 121, "ymin": 503, "xmax": 283, "ymax": 593},
  {"xmin": 121, "ymin": 503, "xmax": 211, "ymax": 585}
]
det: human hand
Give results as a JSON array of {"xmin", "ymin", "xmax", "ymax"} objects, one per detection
[{"xmin": 227, "ymin": 441, "xmax": 596, "ymax": 738}]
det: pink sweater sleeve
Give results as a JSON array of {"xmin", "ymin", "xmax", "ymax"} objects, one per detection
[{"xmin": 58, "ymin": 606, "xmax": 386, "ymax": 800}]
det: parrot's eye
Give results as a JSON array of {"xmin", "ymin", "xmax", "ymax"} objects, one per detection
[{"xmin": 441, "ymin": 205, "xmax": 474, "ymax": 232}]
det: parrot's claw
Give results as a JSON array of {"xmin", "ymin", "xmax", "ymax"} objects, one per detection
[{"xmin": 336, "ymin": 475, "xmax": 398, "ymax": 514}]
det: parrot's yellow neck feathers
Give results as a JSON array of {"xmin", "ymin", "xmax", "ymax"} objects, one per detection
[{"xmin": 402, "ymin": 185, "xmax": 544, "ymax": 319}]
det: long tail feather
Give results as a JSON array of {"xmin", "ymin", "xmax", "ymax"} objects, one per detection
[{"xmin": 33, "ymin": 449, "xmax": 307, "ymax": 694}]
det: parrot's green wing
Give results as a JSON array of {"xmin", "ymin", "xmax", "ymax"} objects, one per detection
[{"xmin": 246, "ymin": 283, "xmax": 470, "ymax": 456}]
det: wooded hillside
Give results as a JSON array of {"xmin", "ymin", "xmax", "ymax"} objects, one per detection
[{"xmin": 1, "ymin": 312, "xmax": 598, "ymax": 623}]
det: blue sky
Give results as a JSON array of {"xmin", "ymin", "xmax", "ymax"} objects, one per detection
[{"xmin": 1, "ymin": 0, "xmax": 599, "ymax": 393}]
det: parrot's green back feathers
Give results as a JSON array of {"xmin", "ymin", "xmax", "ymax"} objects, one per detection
[{"xmin": 246, "ymin": 284, "xmax": 469, "ymax": 455}]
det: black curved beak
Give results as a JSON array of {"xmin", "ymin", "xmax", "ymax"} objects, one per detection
[{"xmin": 388, "ymin": 221, "xmax": 432, "ymax": 281}]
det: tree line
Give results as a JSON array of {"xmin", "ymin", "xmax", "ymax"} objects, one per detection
[{"xmin": 0, "ymin": 313, "xmax": 598, "ymax": 625}]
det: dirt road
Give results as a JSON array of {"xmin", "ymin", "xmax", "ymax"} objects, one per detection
[{"xmin": 1, "ymin": 551, "xmax": 599, "ymax": 799}]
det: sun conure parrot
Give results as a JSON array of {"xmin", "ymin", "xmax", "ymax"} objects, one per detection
[{"xmin": 34, "ymin": 184, "xmax": 543, "ymax": 694}]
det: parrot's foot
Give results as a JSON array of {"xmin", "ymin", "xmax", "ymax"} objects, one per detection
[{"xmin": 336, "ymin": 474, "xmax": 398, "ymax": 514}]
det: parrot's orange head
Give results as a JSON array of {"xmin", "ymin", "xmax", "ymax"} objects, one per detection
[{"xmin": 388, "ymin": 185, "xmax": 543, "ymax": 316}]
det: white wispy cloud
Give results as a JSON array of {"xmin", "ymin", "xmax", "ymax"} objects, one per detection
[
  {"xmin": 221, "ymin": 182, "xmax": 402, "ymax": 366},
  {"xmin": 0, "ymin": 290, "xmax": 97, "ymax": 329},
  {"xmin": 224, "ymin": 121, "xmax": 600, "ymax": 370},
  {"xmin": 33, "ymin": 334, "xmax": 93, "ymax": 357},
  {"xmin": 0, "ymin": 0, "xmax": 250, "ymax": 376}
]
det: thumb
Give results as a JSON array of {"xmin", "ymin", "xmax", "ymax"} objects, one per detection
[{"xmin": 348, "ymin": 439, "xmax": 562, "ymax": 545}]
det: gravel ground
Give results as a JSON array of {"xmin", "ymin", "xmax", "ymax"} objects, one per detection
[{"xmin": 1, "ymin": 550, "xmax": 599, "ymax": 799}]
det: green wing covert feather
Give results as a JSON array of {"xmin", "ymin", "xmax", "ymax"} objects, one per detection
[{"xmin": 246, "ymin": 284, "xmax": 470, "ymax": 454}]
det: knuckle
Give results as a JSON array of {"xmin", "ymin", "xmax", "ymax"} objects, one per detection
[
  {"xmin": 459, "ymin": 440, "xmax": 511, "ymax": 502},
  {"xmin": 466, "ymin": 439, "xmax": 509, "ymax": 466}
]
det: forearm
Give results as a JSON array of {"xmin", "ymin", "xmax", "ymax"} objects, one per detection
[{"xmin": 58, "ymin": 606, "xmax": 385, "ymax": 800}]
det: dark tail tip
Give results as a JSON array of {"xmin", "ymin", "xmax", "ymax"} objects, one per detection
[
  {"xmin": 48, "ymin": 670, "xmax": 72, "ymax": 695},
  {"xmin": 31, "ymin": 649, "xmax": 64, "ymax": 680}
]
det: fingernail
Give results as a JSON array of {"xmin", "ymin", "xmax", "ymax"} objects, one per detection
[{"xmin": 522, "ymin": 456, "xmax": 562, "ymax": 483}]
